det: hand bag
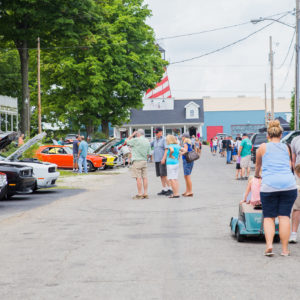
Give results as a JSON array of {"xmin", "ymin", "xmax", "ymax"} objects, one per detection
[{"xmin": 185, "ymin": 150, "xmax": 200, "ymax": 163}]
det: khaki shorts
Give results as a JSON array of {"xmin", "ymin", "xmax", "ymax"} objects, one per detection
[
  {"xmin": 131, "ymin": 161, "xmax": 147, "ymax": 178},
  {"xmin": 241, "ymin": 155, "xmax": 251, "ymax": 168}
]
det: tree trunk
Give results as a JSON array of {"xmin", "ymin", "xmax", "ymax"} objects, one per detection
[
  {"xmin": 101, "ymin": 120, "xmax": 109, "ymax": 137},
  {"xmin": 86, "ymin": 120, "xmax": 95, "ymax": 138},
  {"xmin": 16, "ymin": 41, "xmax": 30, "ymax": 136}
]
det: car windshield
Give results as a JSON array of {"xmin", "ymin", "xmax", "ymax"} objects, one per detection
[
  {"xmin": 254, "ymin": 134, "xmax": 267, "ymax": 144},
  {"xmin": 63, "ymin": 147, "xmax": 73, "ymax": 154}
]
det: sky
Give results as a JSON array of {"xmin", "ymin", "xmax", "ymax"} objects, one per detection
[{"xmin": 144, "ymin": 0, "xmax": 296, "ymax": 100}]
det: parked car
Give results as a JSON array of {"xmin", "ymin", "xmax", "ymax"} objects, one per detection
[
  {"xmin": 36, "ymin": 145, "xmax": 106, "ymax": 172},
  {"xmin": 0, "ymin": 163, "xmax": 35, "ymax": 198},
  {"xmin": 281, "ymin": 130, "xmax": 300, "ymax": 145},
  {"xmin": 250, "ymin": 133, "xmax": 268, "ymax": 164},
  {"xmin": 0, "ymin": 132, "xmax": 60, "ymax": 190},
  {"xmin": 216, "ymin": 133, "xmax": 229, "ymax": 140},
  {"xmin": 64, "ymin": 134, "xmax": 77, "ymax": 144},
  {"xmin": 93, "ymin": 139, "xmax": 120, "ymax": 168}
]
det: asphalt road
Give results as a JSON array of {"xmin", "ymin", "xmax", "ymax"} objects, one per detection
[
  {"xmin": 1, "ymin": 147, "xmax": 300, "ymax": 300},
  {"xmin": 0, "ymin": 189, "xmax": 84, "ymax": 222}
]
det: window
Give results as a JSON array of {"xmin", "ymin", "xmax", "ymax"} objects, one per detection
[
  {"xmin": 145, "ymin": 129, "xmax": 151, "ymax": 138},
  {"xmin": 190, "ymin": 109, "xmax": 195, "ymax": 117}
]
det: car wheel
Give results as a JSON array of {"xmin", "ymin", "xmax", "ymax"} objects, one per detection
[
  {"xmin": 87, "ymin": 160, "xmax": 95, "ymax": 172},
  {"xmin": 236, "ymin": 226, "xmax": 245, "ymax": 242}
]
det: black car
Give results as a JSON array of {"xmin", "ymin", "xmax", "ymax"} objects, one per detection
[
  {"xmin": 250, "ymin": 133, "xmax": 268, "ymax": 164},
  {"xmin": 0, "ymin": 163, "xmax": 36, "ymax": 198}
]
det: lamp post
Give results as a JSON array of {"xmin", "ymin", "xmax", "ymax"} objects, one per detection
[{"xmin": 251, "ymin": 11, "xmax": 297, "ymax": 128}]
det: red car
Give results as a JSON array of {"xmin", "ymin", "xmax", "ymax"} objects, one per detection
[{"xmin": 36, "ymin": 145, "xmax": 106, "ymax": 172}]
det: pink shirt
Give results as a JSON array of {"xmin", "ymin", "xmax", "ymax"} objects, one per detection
[{"xmin": 250, "ymin": 177, "xmax": 261, "ymax": 206}]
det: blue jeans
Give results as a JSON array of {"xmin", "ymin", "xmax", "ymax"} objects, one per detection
[
  {"xmin": 78, "ymin": 156, "xmax": 87, "ymax": 173},
  {"xmin": 226, "ymin": 150, "xmax": 232, "ymax": 163}
]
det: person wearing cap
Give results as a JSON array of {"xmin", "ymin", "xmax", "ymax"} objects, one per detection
[
  {"xmin": 126, "ymin": 129, "xmax": 151, "ymax": 200},
  {"xmin": 150, "ymin": 128, "xmax": 172, "ymax": 196},
  {"xmin": 238, "ymin": 133, "xmax": 252, "ymax": 179}
]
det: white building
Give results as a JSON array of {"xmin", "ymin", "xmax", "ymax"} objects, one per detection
[{"xmin": 0, "ymin": 95, "xmax": 18, "ymax": 133}]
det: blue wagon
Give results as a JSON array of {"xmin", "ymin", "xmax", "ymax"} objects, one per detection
[{"xmin": 230, "ymin": 203, "xmax": 280, "ymax": 242}]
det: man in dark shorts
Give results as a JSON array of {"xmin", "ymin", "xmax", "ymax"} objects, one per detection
[
  {"xmin": 73, "ymin": 135, "xmax": 81, "ymax": 172},
  {"xmin": 151, "ymin": 128, "xmax": 172, "ymax": 196}
]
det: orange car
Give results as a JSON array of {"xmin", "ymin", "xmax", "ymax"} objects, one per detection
[{"xmin": 36, "ymin": 145, "xmax": 106, "ymax": 172}]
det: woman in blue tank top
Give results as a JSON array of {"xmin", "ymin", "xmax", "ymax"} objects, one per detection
[
  {"xmin": 181, "ymin": 133, "xmax": 194, "ymax": 197},
  {"xmin": 255, "ymin": 120, "xmax": 297, "ymax": 256}
]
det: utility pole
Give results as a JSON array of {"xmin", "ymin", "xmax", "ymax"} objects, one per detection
[
  {"xmin": 295, "ymin": 0, "xmax": 300, "ymax": 130},
  {"xmin": 269, "ymin": 36, "xmax": 274, "ymax": 120},
  {"xmin": 37, "ymin": 37, "xmax": 42, "ymax": 134},
  {"xmin": 264, "ymin": 83, "xmax": 267, "ymax": 126}
]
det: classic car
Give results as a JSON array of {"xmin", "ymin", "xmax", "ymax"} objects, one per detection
[
  {"xmin": 0, "ymin": 132, "xmax": 60, "ymax": 190},
  {"xmin": 0, "ymin": 163, "xmax": 35, "ymax": 198},
  {"xmin": 92, "ymin": 139, "xmax": 120, "ymax": 168},
  {"xmin": 0, "ymin": 172, "xmax": 7, "ymax": 200},
  {"xmin": 36, "ymin": 145, "xmax": 106, "ymax": 171}
]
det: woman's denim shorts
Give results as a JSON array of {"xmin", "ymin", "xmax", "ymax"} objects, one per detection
[
  {"xmin": 260, "ymin": 189, "xmax": 297, "ymax": 218},
  {"xmin": 183, "ymin": 159, "xmax": 194, "ymax": 176}
]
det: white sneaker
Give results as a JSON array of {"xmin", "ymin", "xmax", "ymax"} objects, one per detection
[{"xmin": 289, "ymin": 233, "xmax": 297, "ymax": 243}]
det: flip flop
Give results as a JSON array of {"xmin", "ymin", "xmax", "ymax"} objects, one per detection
[
  {"xmin": 169, "ymin": 195, "xmax": 180, "ymax": 198},
  {"xmin": 132, "ymin": 195, "xmax": 143, "ymax": 200},
  {"xmin": 142, "ymin": 195, "xmax": 149, "ymax": 199},
  {"xmin": 264, "ymin": 248, "xmax": 274, "ymax": 256},
  {"xmin": 183, "ymin": 193, "xmax": 193, "ymax": 197},
  {"xmin": 281, "ymin": 251, "xmax": 291, "ymax": 257}
]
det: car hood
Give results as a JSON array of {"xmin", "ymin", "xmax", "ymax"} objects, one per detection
[
  {"xmin": 94, "ymin": 138, "xmax": 116, "ymax": 154},
  {"xmin": 6, "ymin": 132, "xmax": 47, "ymax": 161},
  {"xmin": 0, "ymin": 132, "xmax": 18, "ymax": 150}
]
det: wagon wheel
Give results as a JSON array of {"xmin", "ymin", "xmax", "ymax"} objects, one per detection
[{"xmin": 235, "ymin": 226, "xmax": 245, "ymax": 242}]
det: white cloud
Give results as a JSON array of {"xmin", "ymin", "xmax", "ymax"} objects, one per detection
[{"xmin": 144, "ymin": 0, "xmax": 295, "ymax": 99}]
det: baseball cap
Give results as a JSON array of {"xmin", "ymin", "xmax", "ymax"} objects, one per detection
[{"xmin": 155, "ymin": 127, "xmax": 163, "ymax": 133}]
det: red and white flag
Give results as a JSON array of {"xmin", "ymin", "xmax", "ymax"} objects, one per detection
[{"xmin": 145, "ymin": 68, "xmax": 172, "ymax": 99}]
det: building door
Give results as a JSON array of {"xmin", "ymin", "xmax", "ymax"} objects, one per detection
[
  {"xmin": 189, "ymin": 126, "xmax": 197, "ymax": 137},
  {"xmin": 207, "ymin": 126, "xmax": 223, "ymax": 142}
]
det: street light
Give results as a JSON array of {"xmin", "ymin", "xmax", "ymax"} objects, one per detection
[
  {"xmin": 250, "ymin": 18, "xmax": 295, "ymax": 29},
  {"xmin": 251, "ymin": 12, "xmax": 298, "ymax": 129}
]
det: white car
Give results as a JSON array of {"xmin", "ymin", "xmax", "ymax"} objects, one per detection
[{"xmin": 0, "ymin": 132, "xmax": 60, "ymax": 191}]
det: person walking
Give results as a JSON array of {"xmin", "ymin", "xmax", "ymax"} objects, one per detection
[
  {"xmin": 151, "ymin": 128, "xmax": 172, "ymax": 196},
  {"xmin": 73, "ymin": 135, "xmax": 81, "ymax": 172},
  {"xmin": 255, "ymin": 120, "xmax": 297, "ymax": 256},
  {"xmin": 195, "ymin": 137, "xmax": 201, "ymax": 155},
  {"xmin": 78, "ymin": 136, "xmax": 89, "ymax": 174},
  {"xmin": 166, "ymin": 135, "xmax": 181, "ymax": 198},
  {"xmin": 181, "ymin": 133, "xmax": 194, "ymax": 197},
  {"xmin": 225, "ymin": 137, "xmax": 232, "ymax": 164},
  {"xmin": 212, "ymin": 137, "xmax": 218, "ymax": 155},
  {"xmin": 238, "ymin": 133, "xmax": 252, "ymax": 179},
  {"xmin": 127, "ymin": 129, "xmax": 151, "ymax": 199},
  {"xmin": 289, "ymin": 135, "xmax": 300, "ymax": 243}
]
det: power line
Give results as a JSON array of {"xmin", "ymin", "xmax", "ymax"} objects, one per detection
[
  {"xmin": 275, "ymin": 30, "xmax": 296, "ymax": 69},
  {"xmin": 279, "ymin": 48, "xmax": 295, "ymax": 91},
  {"xmin": 157, "ymin": 10, "xmax": 294, "ymax": 41},
  {"xmin": 170, "ymin": 13, "xmax": 290, "ymax": 65}
]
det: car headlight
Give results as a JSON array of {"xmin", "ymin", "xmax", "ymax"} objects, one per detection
[{"xmin": 0, "ymin": 174, "xmax": 7, "ymax": 187}]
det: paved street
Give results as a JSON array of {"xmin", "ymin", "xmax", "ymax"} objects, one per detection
[{"xmin": 1, "ymin": 146, "xmax": 300, "ymax": 300}]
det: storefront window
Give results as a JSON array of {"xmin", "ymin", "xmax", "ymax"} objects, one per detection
[{"xmin": 145, "ymin": 129, "xmax": 151, "ymax": 138}]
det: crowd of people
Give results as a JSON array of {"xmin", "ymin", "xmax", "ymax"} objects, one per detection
[
  {"xmin": 125, "ymin": 128, "xmax": 201, "ymax": 200},
  {"xmin": 210, "ymin": 134, "xmax": 252, "ymax": 180}
]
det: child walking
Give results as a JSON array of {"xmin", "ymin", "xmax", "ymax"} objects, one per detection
[{"xmin": 235, "ymin": 156, "xmax": 242, "ymax": 180}]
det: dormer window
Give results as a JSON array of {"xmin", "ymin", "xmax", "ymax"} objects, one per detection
[{"xmin": 185, "ymin": 101, "xmax": 200, "ymax": 119}]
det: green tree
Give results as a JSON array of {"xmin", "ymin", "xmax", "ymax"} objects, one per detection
[
  {"xmin": 40, "ymin": 0, "xmax": 166, "ymax": 136},
  {"xmin": 0, "ymin": 0, "xmax": 97, "ymax": 136}
]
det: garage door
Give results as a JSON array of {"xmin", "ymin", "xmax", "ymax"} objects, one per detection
[{"xmin": 207, "ymin": 126, "xmax": 223, "ymax": 142}]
